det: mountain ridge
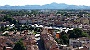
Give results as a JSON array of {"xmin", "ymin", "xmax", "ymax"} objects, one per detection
[{"xmin": 0, "ymin": 2, "xmax": 90, "ymax": 9}]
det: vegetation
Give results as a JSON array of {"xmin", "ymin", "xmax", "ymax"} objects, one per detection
[
  {"xmin": 56, "ymin": 28, "xmax": 88, "ymax": 45},
  {"xmin": 55, "ymin": 31, "xmax": 69, "ymax": 45},
  {"xmin": 3, "ymin": 46, "xmax": 6, "ymax": 50},
  {"xmin": 13, "ymin": 40, "xmax": 25, "ymax": 50},
  {"xmin": 0, "ymin": 10, "xmax": 89, "ymax": 46},
  {"xmin": 68, "ymin": 28, "xmax": 88, "ymax": 38},
  {"xmin": 60, "ymin": 34, "xmax": 69, "ymax": 45}
]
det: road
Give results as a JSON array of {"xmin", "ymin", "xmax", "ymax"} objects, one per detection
[{"xmin": 35, "ymin": 37, "xmax": 46, "ymax": 50}]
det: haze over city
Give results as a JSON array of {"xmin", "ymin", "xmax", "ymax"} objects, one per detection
[{"xmin": 0, "ymin": 0, "xmax": 90, "ymax": 6}]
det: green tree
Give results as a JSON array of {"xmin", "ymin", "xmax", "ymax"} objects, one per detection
[
  {"xmin": 68, "ymin": 30, "xmax": 76, "ymax": 38},
  {"xmin": 13, "ymin": 40, "xmax": 25, "ymax": 50},
  {"xmin": 56, "ymin": 31, "xmax": 69, "ymax": 45},
  {"xmin": 3, "ymin": 46, "xmax": 6, "ymax": 50},
  {"xmin": 60, "ymin": 34, "xmax": 69, "ymax": 45},
  {"xmin": 0, "ymin": 26, "xmax": 5, "ymax": 32},
  {"xmin": 68, "ymin": 28, "xmax": 88, "ymax": 38}
]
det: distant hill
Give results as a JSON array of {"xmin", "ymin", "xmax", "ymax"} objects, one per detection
[{"xmin": 0, "ymin": 2, "xmax": 90, "ymax": 10}]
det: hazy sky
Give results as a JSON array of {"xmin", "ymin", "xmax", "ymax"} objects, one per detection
[{"xmin": 0, "ymin": 0, "xmax": 90, "ymax": 6}]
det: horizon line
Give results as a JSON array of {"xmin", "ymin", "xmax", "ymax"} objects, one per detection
[{"xmin": 0, "ymin": 2, "xmax": 89, "ymax": 6}]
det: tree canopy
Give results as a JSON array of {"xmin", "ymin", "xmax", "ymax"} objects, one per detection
[
  {"xmin": 68, "ymin": 28, "xmax": 88, "ymax": 38},
  {"xmin": 13, "ymin": 40, "xmax": 25, "ymax": 50}
]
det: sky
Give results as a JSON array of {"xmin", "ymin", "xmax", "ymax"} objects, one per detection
[{"xmin": 0, "ymin": 0, "xmax": 90, "ymax": 6}]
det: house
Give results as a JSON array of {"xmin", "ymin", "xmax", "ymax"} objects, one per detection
[
  {"xmin": 76, "ymin": 46, "xmax": 89, "ymax": 50},
  {"xmin": 56, "ymin": 32, "xmax": 60, "ymax": 38},
  {"xmin": 6, "ymin": 47, "xmax": 12, "ymax": 50},
  {"xmin": 0, "ymin": 21, "xmax": 10, "ymax": 27},
  {"xmin": 69, "ymin": 37, "xmax": 90, "ymax": 48},
  {"xmin": 41, "ymin": 28, "xmax": 60, "ymax": 50}
]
